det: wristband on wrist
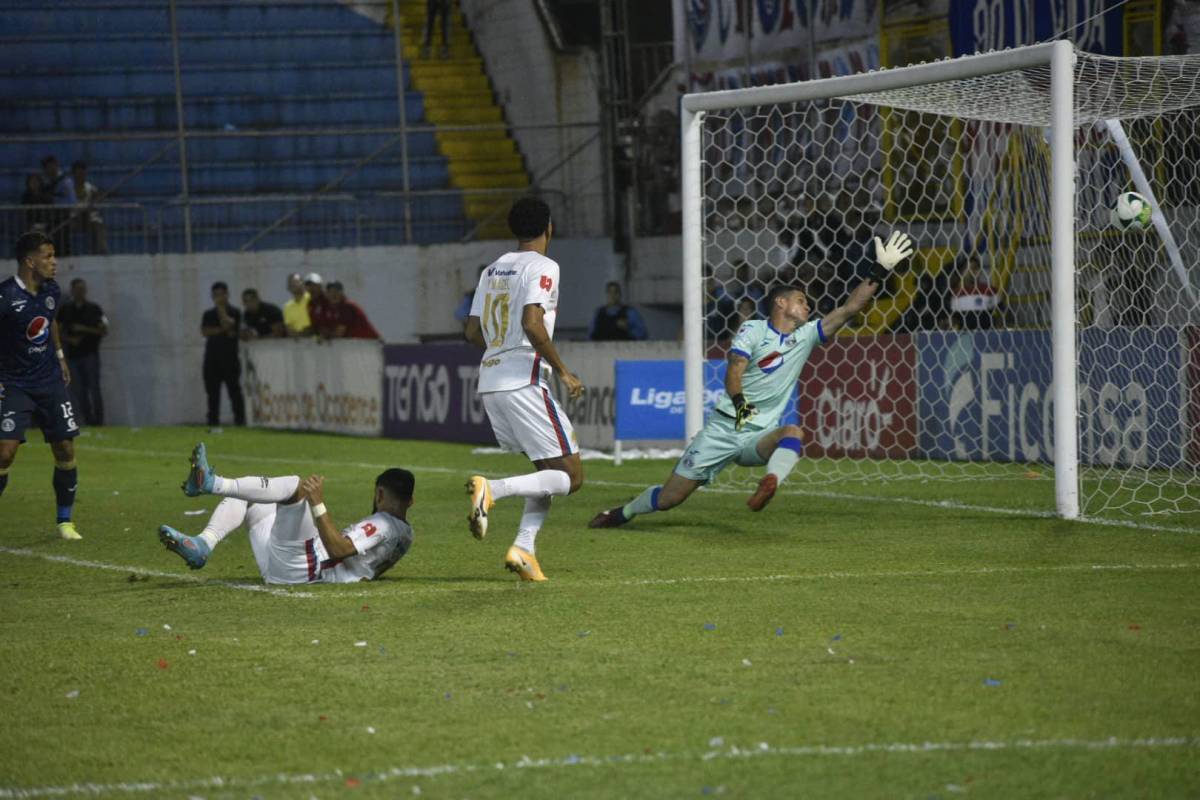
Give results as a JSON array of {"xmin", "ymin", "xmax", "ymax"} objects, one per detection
[
  {"xmin": 311, "ymin": 502, "xmax": 328, "ymax": 518},
  {"xmin": 869, "ymin": 263, "xmax": 889, "ymax": 284},
  {"xmin": 56, "ymin": 349, "xmax": 65, "ymax": 359}
]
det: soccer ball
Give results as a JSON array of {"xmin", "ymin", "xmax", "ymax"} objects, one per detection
[{"xmin": 1110, "ymin": 191, "xmax": 1153, "ymax": 231}]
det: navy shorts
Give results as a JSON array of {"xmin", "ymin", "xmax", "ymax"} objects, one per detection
[{"xmin": 0, "ymin": 381, "xmax": 81, "ymax": 443}]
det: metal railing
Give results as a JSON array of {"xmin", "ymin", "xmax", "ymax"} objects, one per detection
[
  {"xmin": 0, "ymin": 203, "xmax": 153, "ymax": 256},
  {"xmin": 0, "ymin": 0, "xmax": 604, "ymax": 254}
]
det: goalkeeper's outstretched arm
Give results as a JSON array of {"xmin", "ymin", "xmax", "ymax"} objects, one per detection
[{"xmin": 820, "ymin": 231, "xmax": 914, "ymax": 338}]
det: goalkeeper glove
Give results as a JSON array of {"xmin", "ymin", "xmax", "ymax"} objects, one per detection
[
  {"xmin": 870, "ymin": 231, "xmax": 915, "ymax": 284},
  {"xmin": 731, "ymin": 393, "xmax": 757, "ymax": 431}
]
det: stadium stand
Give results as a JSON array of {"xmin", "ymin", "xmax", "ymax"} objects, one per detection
[{"xmin": 0, "ymin": 0, "xmax": 528, "ymax": 252}]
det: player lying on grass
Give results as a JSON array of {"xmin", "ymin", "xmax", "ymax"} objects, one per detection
[
  {"xmin": 157, "ymin": 443, "xmax": 414, "ymax": 584},
  {"xmin": 590, "ymin": 231, "xmax": 914, "ymax": 528}
]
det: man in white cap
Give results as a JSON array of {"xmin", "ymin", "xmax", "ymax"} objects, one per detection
[{"xmin": 304, "ymin": 272, "xmax": 336, "ymax": 339}]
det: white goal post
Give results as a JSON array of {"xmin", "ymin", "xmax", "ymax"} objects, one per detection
[{"xmin": 680, "ymin": 41, "xmax": 1200, "ymax": 522}]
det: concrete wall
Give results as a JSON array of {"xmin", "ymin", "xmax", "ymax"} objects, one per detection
[
  {"xmin": 458, "ymin": 0, "xmax": 607, "ymax": 236},
  {"xmin": 61, "ymin": 239, "xmax": 620, "ymax": 426}
]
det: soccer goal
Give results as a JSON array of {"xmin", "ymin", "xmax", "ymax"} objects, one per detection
[{"xmin": 681, "ymin": 41, "xmax": 1200, "ymax": 522}]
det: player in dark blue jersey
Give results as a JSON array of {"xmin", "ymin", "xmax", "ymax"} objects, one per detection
[{"xmin": 0, "ymin": 231, "xmax": 82, "ymax": 539}]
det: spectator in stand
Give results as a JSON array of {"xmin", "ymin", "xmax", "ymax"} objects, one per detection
[
  {"xmin": 949, "ymin": 256, "xmax": 1001, "ymax": 331},
  {"xmin": 589, "ymin": 281, "xmax": 648, "ymax": 341},
  {"xmin": 282, "ymin": 272, "xmax": 311, "ymax": 336},
  {"xmin": 422, "ymin": 0, "xmax": 451, "ymax": 59},
  {"xmin": 40, "ymin": 156, "xmax": 76, "ymax": 257},
  {"xmin": 898, "ymin": 259, "xmax": 958, "ymax": 333},
  {"xmin": 304, "ymin": 272, "xmax": 334, "ymax": 338},
  {"xmin": 71, "ymin": 161, "xmax": 107, "ymax": 255},
  {"xmin": 22, "ymin": 174, "xmax": 51, "ymax": 232},
  {"xmin": 200, "ymin": 282, "xmax": 246, "ymax": 428},
  {"xmin": 455, "ymin": 265, "xmax": 487, "ymax": 329},
  {"xmin": 240, "ymin": 288, "xmax": 285, "ymax": 340},
  {"xmin": 59, "ymin": 278, "xmax": 108, "ymax": 426},
  {"xmin": 320, "ymin": 281, "xmax": 381, "ymax": 340}
]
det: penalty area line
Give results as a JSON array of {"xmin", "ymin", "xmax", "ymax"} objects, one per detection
[
  {"xmin": 0, "ymin": 735, "xmax": 1194, "ymax": 797},
  {"xmin": 0, "ymin": 547, "xmax": 313, "ymax": 599}
]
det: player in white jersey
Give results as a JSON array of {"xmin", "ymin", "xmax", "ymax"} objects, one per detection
[
  {"xmin": 590, "ymin": 232, "xmax": 914, "ymax": 528},
  {"xmin": 156, "ymin": 443, "xmax": 414, "ymax": 585},
  {"xmin": 462, "ymin": 197, "xmax": 585, "ymax": 582}
]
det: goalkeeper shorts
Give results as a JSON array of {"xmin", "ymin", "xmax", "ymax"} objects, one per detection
[{"xmin": 673, "ymin": 412, "xmax": 771, "ymax": 484}]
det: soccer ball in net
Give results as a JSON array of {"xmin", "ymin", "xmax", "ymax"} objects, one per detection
[{"xmin": 1110, "ymin": 191, "xmax": 1153, "ymax": 231}]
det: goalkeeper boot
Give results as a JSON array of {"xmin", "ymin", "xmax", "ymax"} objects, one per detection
[
  {"xmin": 158, "ymin": 525, "xmax": 210, "ymax": 570},
  {"xmin": 57, "ymin": 521, "xmax": 82, "ymax": 541},
  {"xmin": 466, "ymin": 475, "xmax": 493, "ymax": 540},
  {"xmin": 504, "ymin": 545, "xmax": 547, "ymax": 582},
  {"xmin": 746, "ymin": 474, "xmax": 778, "ymax": 512},
  {"xmin": 588, "ymin": 506, "xmax": 629, "ymax": 529},
  {"xmin": 182, "ymin": 442, "xmax": 215, "ymax": 497}
]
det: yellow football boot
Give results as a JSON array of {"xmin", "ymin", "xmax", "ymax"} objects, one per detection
[
  {"xmin": 57, "ymin": 521, "xmax": 82, "ymax": 540},
  {"xmin": 505, "ymin": 545, "xmax": 547, "ymax": 582},
  {"xmin": 466, "ymin": 475, "xmax": 494, "ymax": 539}
]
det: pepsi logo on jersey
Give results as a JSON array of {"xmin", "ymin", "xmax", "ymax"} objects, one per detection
[
  {"xmin": 26, "ymin": 315, "xmax": 50, "ymax": 345},
  {"xmin": 757, "ymin": 351, "xmax": 784, "ymax": 374}
]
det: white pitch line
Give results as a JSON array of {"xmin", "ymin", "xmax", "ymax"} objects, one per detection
[
  {"xmin": 0, "ymin": 547, "xmax": 313, "ymax": 599},
  {"xmin": 85, "ymin": 444, "xmax": 1200, "ymax": 535},
  {"xmin": 0, "ymin": 735, "xmax": 1194, "ymax": 798}
]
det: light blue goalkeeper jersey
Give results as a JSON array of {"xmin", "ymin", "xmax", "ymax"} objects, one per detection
[{"xmin": 713, "ymin": 318, "xmax": 827, "ymax": 430}]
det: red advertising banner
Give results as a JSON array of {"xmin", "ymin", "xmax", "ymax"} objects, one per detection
[{"xmin": 798, "ymin": 334, "xmax": 918, "ymax": 459}]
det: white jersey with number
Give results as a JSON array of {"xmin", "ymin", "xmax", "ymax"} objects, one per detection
[
  {"xmin": 469, "ymin": 251, "xmax": 560, "ymax": 393},
  {"xmin": 318, "ymin": 511, "xmax": 413, "ymax": 584}
]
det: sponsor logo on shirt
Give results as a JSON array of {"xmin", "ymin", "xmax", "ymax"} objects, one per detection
[
  {"xmin": 757, "ymin": 351, "xmax": 784, "ymax": 375},
  {"xmin": 26, "ymin": 316, "xmax": 50, "ymax": 346},
  {"xmin": 45, "ymin": 296, "xmax": 55, "ymax": 311}
]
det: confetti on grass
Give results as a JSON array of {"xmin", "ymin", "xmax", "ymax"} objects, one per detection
[
  {"xmin": 703, "ymin": 623, "xmax": 716, "ymax": 631},
  {"xmin": 134, "ymin": 628, "xmax": 149, "ymax": 637},
  {"xmin": 983, "ymin": 678, "xmax": 1002, "ymax": 687}
]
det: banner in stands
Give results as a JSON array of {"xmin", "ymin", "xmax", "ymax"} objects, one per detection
[
  {"xmin": 949, "ymin": 0, "xmax": 1124, "ymax": 56},
  {"xmin": 382, "ymin": 342, "xmax": 684, "ymax": 448},
  {"xmin": 799, "ymin": 335, "xmax": 918, "ymax": 459},
  {"xmin": 382, "ymin": 344, "xmax": 494, "ymax": 444},
  {"xmin": 917, "ymin": 329, "xmax": 1185, "ymax": 467},
  {"xmin": 614, "ymin": 358, "xmax": 799, "ymax": 441},
  {"xmin": 245, "ymin": 339, "xmax": 382, "ymax": 436}
]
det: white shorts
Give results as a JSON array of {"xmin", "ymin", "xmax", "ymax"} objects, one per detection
[
  {"xmin": 482, "ymin": 384, "xmax": 578, "ymax": 461},
  {"xmin": 260, "ymin": 500, "xmax": 324, "ymax": 585}
]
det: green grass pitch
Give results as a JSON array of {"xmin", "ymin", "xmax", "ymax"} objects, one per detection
[{"xmin": 1, "ymin": 427, "xmax": 1197, "ymax": 798}]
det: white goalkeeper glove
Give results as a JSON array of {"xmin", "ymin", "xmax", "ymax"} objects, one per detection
[{"xmin": 870, "ymin": 231, "xmax": 915, "ymax": 283}]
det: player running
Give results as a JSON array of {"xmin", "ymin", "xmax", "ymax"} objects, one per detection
[
  {"xmin": 0, "ymin": 231, "xmax": 82, "ymax": 540},
  {"xmin": 462, "ymin": 197, "xmax": 585, "ymax": 582},
  {"xmin": 157, "ymin": 443, "xmax": 414, "ymax": 585},
  {"xmin": 590, "ymin": 232, "xmax": 914, "ymax": 528}
]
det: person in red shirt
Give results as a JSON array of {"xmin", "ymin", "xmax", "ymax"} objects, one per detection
[
  {"xmin": 303, "ymin": 272, "xmax": 335, "ymax": 338},
  {"xmin": 322, "ymin": 281, "xmax": 380, "ymax": 340}
]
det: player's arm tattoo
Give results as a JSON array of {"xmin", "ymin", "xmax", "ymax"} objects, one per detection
[
  {"xmin": 463, "ymin": 315, "xmax": 486, "ymax": 347},
  {"xmin": 725, "ymin": 353, "xmax": 749, "ymax": 399}
]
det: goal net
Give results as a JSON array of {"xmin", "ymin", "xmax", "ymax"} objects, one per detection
[{"xmin": 683, "ymin": 43, "xmax": 1200, "ymax": 524}]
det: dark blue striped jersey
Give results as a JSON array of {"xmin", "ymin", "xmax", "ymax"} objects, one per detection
[{"xmin": 0, "ymin": 275, "xmax": 62, "ymax": 389}]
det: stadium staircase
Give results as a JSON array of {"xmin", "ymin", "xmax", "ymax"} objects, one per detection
[{"xmin": 0, "ymin": 0, "xmax": 528, "ymax": 252}]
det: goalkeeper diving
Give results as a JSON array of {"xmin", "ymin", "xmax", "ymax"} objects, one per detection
[{"xmin": 589, "ymin": 231, "xmax": 914, "ymax": 528}]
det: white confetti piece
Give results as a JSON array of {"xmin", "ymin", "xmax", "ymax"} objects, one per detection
[
  {"xmin": 183, "ymin": 510, "xmax": 206, "ymax": 516},
  {"xmin": 741, "ymin": 659, "xmax": 752, "ymax": 667},
  {"xmin": 311, "ymin": 639, "xmax": 320, "ymax": 645},
  {"xmin": 163, "ymin": 624, "xmax": 171, "ymax": 631},
  {"xmin": 65, "ymin": 690, "xmax": 79, "ymax": 699},
  {"xmin": 354, "ymin": 641, "xmax": 367, "ymax": 647},
  {"xmin": 366, "ymin": 726, "xmax": 376, "ymax": 734}
]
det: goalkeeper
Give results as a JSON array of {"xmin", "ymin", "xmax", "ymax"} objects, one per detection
[{"xmin": 589, "ymin": 232, "xmax": 913, "ymax": 527}]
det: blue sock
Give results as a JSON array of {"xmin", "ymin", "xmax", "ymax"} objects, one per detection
[
  {"xmin": 53, "ymin": 465, "xmax": 77, "ymax": 523},
  {"xmin": 622, "ymin": 485, "xmax": 661, "ymax": 520}
]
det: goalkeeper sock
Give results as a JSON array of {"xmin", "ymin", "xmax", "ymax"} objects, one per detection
[
  {"xmin": 53, "ymin": 461, "xmax": 77, "ymax": 523},
  {"xmin": 766, "ymin": 437, "xmax": 803, "ymax": 483},
  {"xmin": 513, "ymin": 496, "xmax": 551, "ymax": 554},
  {"xmin": 0, "ymin": 467, "xmax": 8, "ymax": 497},
  {"xmin": 622, "ymin": 485, "xmax": 662, "ymax": 520},
  {"xmin": 212, "ymin": 475, "xmax": 300, "ymax": 504},
  {"xmin": 199, "ymin": 498, "xmax": 248, "ymax": 550},
  {"xmin": 490, "ymin": 470, "xmax": 570, "ymax": 501}
]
